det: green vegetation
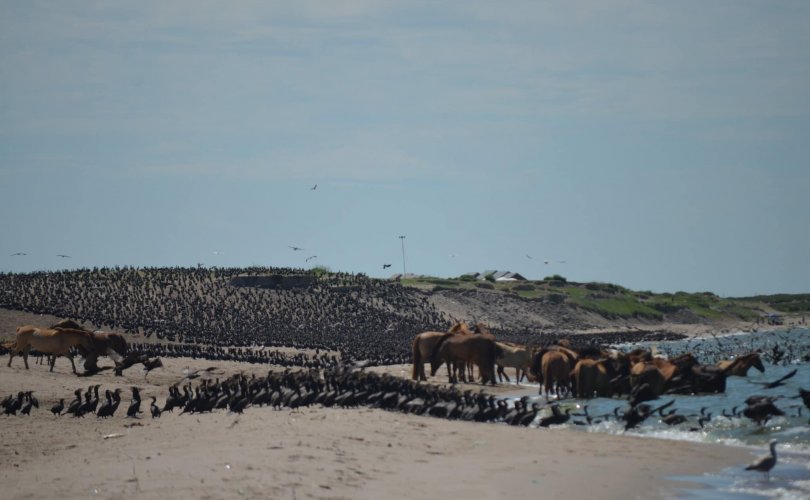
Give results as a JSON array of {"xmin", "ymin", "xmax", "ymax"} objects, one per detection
[
  {"xmin": 396, "ymin": 275, "xmax": 810, "ymax": 321},
  {"xmin": 310, "ymin": 265, "xmax": 332, "ymax": 278},
  {"xmin": 734, "ymin": 293, "xmax": 810, "ymax": 313}
]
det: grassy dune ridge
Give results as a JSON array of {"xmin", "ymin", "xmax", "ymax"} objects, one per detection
[
  {"xmin": 402, "ymin": 274, "xmax": 807, "ymax": 323},
  {"xmin": 0, "ymin": 267, "xmax": 806, "ymax": 348}
]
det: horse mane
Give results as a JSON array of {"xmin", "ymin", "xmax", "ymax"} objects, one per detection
[
  {"xmin": 473, "ymin": 322, "xmax": 492, "ymax": 336},
  {"xmin": 448, "ymin": 322, "xmax": 471, "ymax": 335},
  {"xmin": 50, "ymin": 319, "xmax": 88, "ymax": 331}
]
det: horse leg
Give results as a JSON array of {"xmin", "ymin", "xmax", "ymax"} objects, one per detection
[
  {"xmin": 7, "ymin": 350, "xmax": 14, "ymax": 367},
  {"xmin": 23, "ymin": 346, "xmax": 30, "ymax": 370},
  {"xmin": 68, "ymin": 354, "xmax": 77, "ymax": 374}
]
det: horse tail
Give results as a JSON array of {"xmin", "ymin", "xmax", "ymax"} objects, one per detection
[
  {"xmin": 530, "ymin": 348, "xmax": 546, "ymax": 379},
  {"xmin": 484, "ymin": 338, "xmax": 500, "ymax": 384},
  {"xmin": 411, "ymin": 336, "xmax": 421, "ymax": 380}
]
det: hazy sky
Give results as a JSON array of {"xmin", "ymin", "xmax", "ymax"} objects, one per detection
[{"xmin": 1, "ymin": 1, "xmax": 808, "ymax": 296}]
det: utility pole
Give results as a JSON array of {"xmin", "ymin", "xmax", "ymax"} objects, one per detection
[{"xmin": 398, "ymin": 235, "xmax": 407, "ymax": 277}]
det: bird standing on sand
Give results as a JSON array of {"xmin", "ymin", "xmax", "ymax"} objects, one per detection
[
  {"xmin": 51, "ymin": 398, "xmax": 65, "ymax": 416},
  {"xmin": 746, "ymin": 439, "xmax": 778, "ymax": 480},
  {"xmin": 127, "ymin": 387, "xmax": 142, "ymax": 418},
  {"xmin": 150, "ymin": 397, "xmax": 161, "ymax": 418}
]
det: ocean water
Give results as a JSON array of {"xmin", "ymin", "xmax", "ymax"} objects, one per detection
[{"xmin": 510, "ymin": 328, "xmax": 810, "ymax": 498}]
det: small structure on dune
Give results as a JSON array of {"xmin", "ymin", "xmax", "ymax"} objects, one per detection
[{"xmin": 463, "ymin": 270, "xmax": 528, "ymax": 282}]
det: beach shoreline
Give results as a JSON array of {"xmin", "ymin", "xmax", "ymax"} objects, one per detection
[
  {"xmin": 0, "ymin": 307, "xmax": 790, "ymax": 499},
  {"xmin": 0, "ymin": 354, "xmax": 751, "ymax": 500}
]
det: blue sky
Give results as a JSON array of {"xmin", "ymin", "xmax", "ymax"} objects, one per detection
[{"xmin": 1, "ymin": 1, "xmax": 808, "ymax": 296}]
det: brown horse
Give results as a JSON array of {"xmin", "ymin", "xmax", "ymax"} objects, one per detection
[
  {"xmin": 717, "ymin": 352, "xmax": 765, "ymax": 376},
  {"xmin": 5, "ymin": 326, "xmax": 95, "ymax": 374},
  {"xmin": 50, "ymin": 320, "xmax": 129, "ymax": 372},
  {"xmin": 630, "ymin": 352, "xmax": 700, "ymax": 395},
  {"xmin": 570, "ymin": 358, "xmax": 619, "ymax": 398},
  {"xmin": 540, "ymin": 350, "xmax": 572, "ymax": 400},
  {"xmin": 411, "ymin": 322, "xmax": 472, "ymax": 381},
  {"xmin": 462, "ymin": 322, "xmax": 495, "ymax": 381},
  {"xmin": 430, "ymin": 333, "xmax": 501, "ymax": 385}
]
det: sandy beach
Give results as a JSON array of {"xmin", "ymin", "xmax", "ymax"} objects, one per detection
[{"xmin": 1, "ymin": 341, "xmax": 751, "ymax": 500}]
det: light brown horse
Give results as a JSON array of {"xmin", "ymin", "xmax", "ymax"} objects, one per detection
[
  {"xmin": 717, "ymin": 352, "xmax": 765, "ymax": 377},
  {"xmin": 410, "ymin": 322, "xmax": 472, "ymax": 381},
  {"xmin": 430, "ymin": 333, "xmax": 501, "ymax": 385},
  {"xmin": 495, "ymin": 342, "xmax": 532, "ymax": 384},
  {"xmin": 5, "ymin": 326, "xmax": 95, "ymax": 374}
]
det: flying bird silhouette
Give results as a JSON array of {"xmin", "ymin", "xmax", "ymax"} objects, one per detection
[
  {"xmin": 526, "ymin": 254, "xmax": 533, "ymax": 259},
  {"xmin": 757, "ymin": 369, "xmax": 798, "ymax": 389},
  {"xmin": 382, "ymin": 264, "xmax": 392, "ymax": 269},
  {"xmin": 306, "ymin": 255, "xmax": 317, "ymax": 262},
  {"xmin": 310, "ymin": 184, "xmax": 317, "ymax": 190},
  {"xmin": 56, "ymin": 254, "xmax": 71, "ymax": 258},
  {"xmin": 10, "ymin": 252, "xmax": 27, "ymax": 256},
  {"xmin": 288, "ymin": 246, "xmax": 304, "ymax": 251}
]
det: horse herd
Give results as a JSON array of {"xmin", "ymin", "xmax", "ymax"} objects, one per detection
[
  {"xmin": 5, "ymin": 318, "xmax": 767, "ymax": 406},
  {"xmin": 413, "ymin": 322, "xmax": 767, "ymax": 400}
]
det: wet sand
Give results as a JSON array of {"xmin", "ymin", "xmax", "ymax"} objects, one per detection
[{"xmin": 0, "ymin": 352, "xmax": 751, "ymax": 500}]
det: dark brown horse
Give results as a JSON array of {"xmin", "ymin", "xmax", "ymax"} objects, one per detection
[
  {"xmin": 51, "ymin": 320, "xmax": 128, "ymax": 372},
  {"xmin": 430, "ymin": 334, "xmax": 501, "ymax": 385}
]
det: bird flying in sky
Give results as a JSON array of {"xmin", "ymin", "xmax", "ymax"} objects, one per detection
[
  {"xmin": 382, "ymin": 263, "xmax": 392, "ymax": 269},
  {"xmin": 310, "ymin": 184, "xmax": 317, "ymax": 190},
  {"xmin": 306, "ymin": 255, "xmax": 317, "ymax": 262},
  {"xmin": 10, "ymin": 252, "xmax": 27, "ymax": 256},
  {"xmin": 56, "ymin": 254, "xmax": 71, "ymax": 258},
  {"xmin": 289, "ymin": 246, "xmax": 304, "ymax": 251}
]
